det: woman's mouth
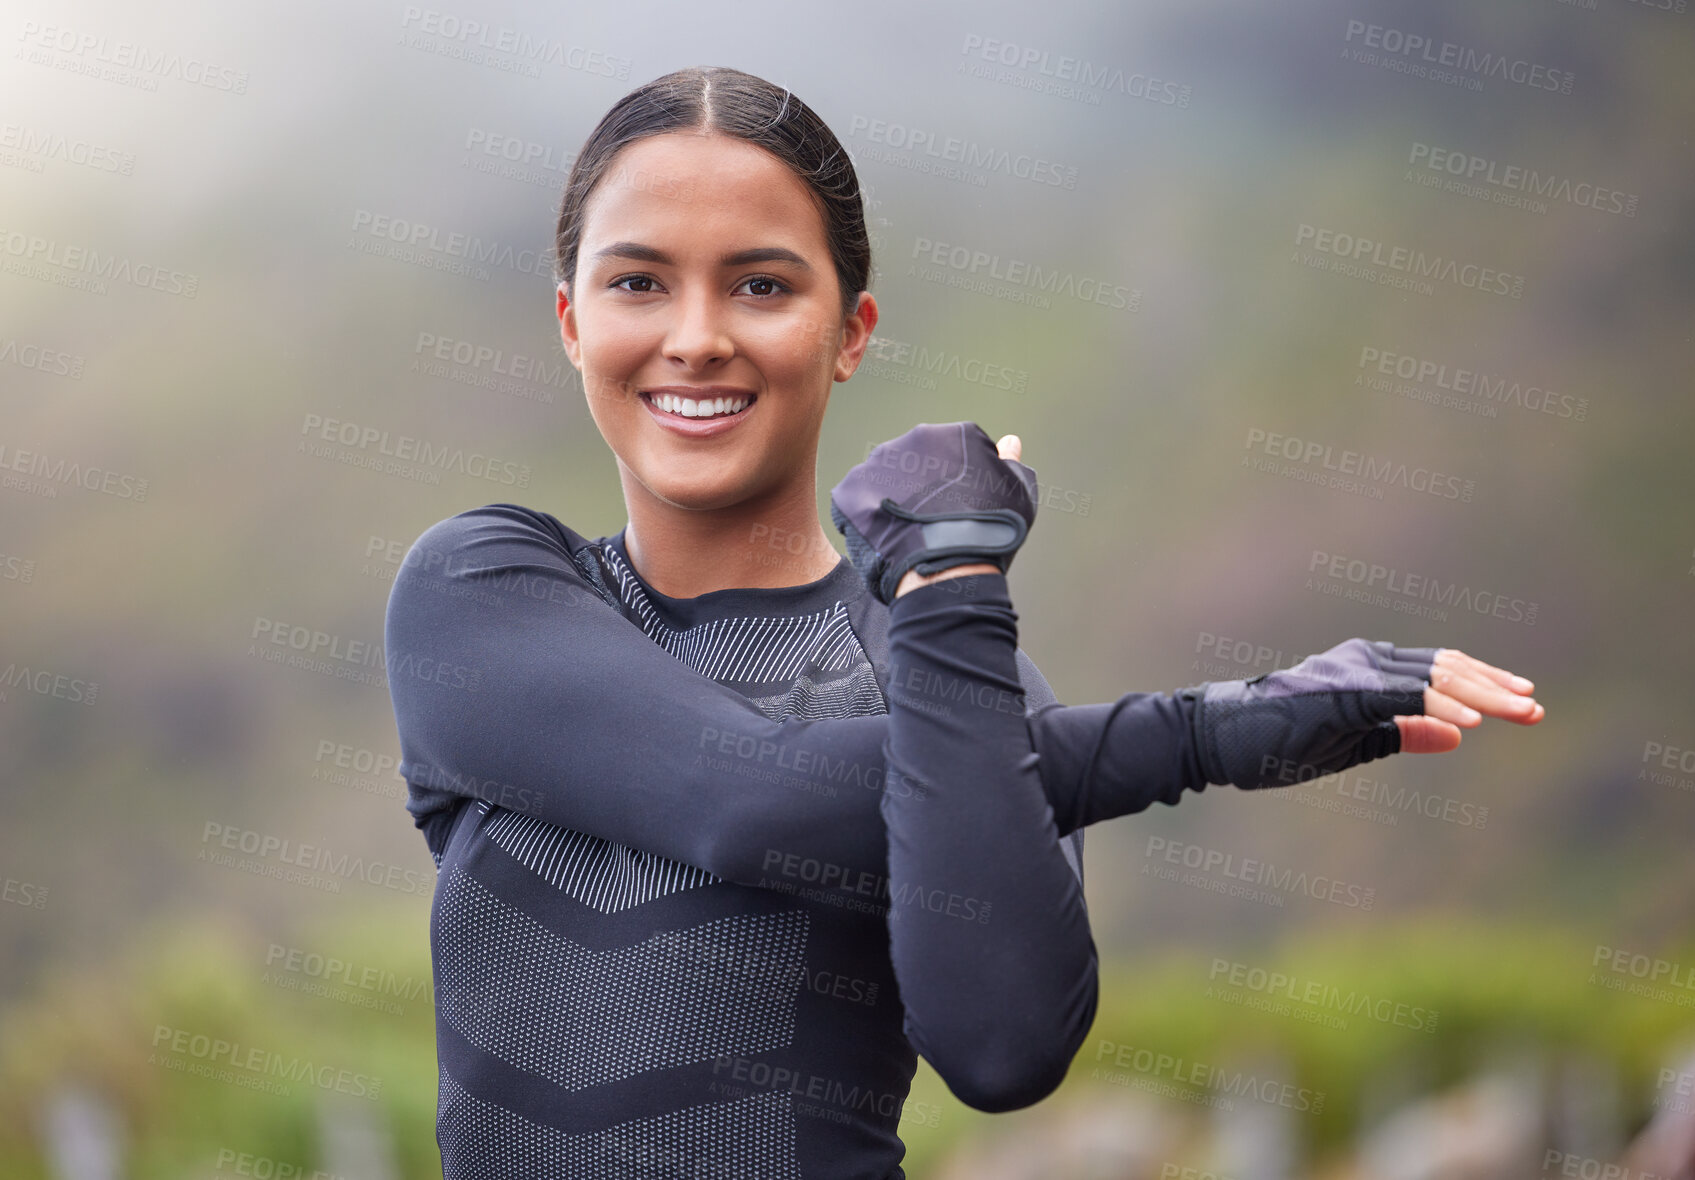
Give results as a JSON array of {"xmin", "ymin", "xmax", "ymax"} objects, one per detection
[
  {"xmin": 639, "ymin": 389, "xmax": 758, "ymax": 436},
  {"xmin": 645, "ymin": 390, "xmax": 755, "ymax": 418}
]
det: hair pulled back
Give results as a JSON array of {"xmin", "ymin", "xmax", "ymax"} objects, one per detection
[{"xmin": 554, "ymin": 66, "xmax": 871, "ymax": 321}]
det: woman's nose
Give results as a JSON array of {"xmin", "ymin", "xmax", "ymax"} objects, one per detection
[{"xmin": 661, "ymin": 288, "xmax": 734, "ymax": 368}]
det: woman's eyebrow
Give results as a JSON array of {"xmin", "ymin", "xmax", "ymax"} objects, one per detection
[{"xmin": 588, "ymin": 241, "xmax": 813, "ymax": 270}]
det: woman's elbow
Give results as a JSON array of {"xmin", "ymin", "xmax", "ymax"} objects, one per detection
[
  {"xmin": 933, "ymin": 988, "xmax": 1099, "ymax": 1113},
  {"xmin": 938, "ymin": 1037, "xmax": 1078, "ymax": 1113}
]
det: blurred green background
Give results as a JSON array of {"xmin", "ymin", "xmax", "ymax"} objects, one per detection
[{"xmin": 3, "ymin": 0, "xmax": 1692, "ymax": 1176}]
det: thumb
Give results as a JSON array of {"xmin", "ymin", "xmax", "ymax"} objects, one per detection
[
  {"xmin": 1396, "ymin": 714, "xmax": 1463, "ymax": 754},
  {"xmin": 997, "ymin": 434, "xmax": 1022, "ymax": 462}
]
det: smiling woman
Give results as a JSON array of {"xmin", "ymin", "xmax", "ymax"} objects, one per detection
[
  {"xmin": 553, "ymin": 71, "xmax": 877, "ymax": 597},
  {"xmin": 382, "ymin": 64, "xmax": 1543, "ymax": 1180}
]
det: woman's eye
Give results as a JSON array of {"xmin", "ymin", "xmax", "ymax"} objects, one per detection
[
  {"xmin": 739, "ymin": 275, "xmax": 788, "ymax": 298},
  {"xmin": 611, "ymin": 274, "xmax": 658, "ymax": 293}
]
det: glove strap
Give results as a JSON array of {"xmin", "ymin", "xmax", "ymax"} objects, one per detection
[{"xmin": 879, "ymin": 497, "xmax": 1029, "ymax": 601}]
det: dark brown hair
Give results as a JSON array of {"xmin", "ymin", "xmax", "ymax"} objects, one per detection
[{"xmin": 554, "ymin": 66, "xmax": 871, "ymax": 321}]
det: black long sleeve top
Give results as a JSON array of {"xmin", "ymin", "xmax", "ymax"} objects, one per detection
[{"xmin": 384, "ymin": 502, "xmax": 1216, "ymax": 1179}]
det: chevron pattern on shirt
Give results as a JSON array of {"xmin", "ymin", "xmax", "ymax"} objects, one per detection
[
  {"xmin": 437, "ymin": 865, "xmax": 809, "ymax": 1092},
  {"xmin": 437, "ymin": 1068, "xmax": 803, "ymax": 1180}
]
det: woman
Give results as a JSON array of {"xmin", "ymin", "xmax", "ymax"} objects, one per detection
[{"xmin": 383, "ymin": 66, "xmax": 1543, "ymax": 1180}]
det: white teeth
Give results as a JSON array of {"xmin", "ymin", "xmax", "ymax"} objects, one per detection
[{"xmin": 654, "ymin": 393, "xmax": 750, "ymax": 418}]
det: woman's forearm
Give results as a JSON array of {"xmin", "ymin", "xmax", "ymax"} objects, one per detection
[{"xmin": 878, "ymin": 571, "xmax": 1099, "ymax": 1112}]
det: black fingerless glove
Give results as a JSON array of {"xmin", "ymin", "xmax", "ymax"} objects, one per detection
[
  {"xmin": 1183, "ymin": 638, "xmax": 1437, "ymax": 789},
  {"xmin": 829, "ymin": 421, "xmax": 1039, "ymax": 605}
]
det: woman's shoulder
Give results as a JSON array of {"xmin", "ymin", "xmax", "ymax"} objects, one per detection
[
  {"xmin": 409, "ymin": 501, "xmax": 604, "ymax": 556},
  {"xmin": 389, "ymin": 503, "xmax": 621, "ymax": 615},
  {"xmin": 398, "ymin": 503, "xmax": 614, "ymax": 594}
]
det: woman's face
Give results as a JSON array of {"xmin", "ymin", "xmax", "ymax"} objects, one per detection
[{"xmin": 558, "ymin": 130, "xmax": 876, "ymax": 513}]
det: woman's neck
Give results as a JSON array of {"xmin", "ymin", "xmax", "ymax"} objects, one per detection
[{"xmin": 617, "ymin": 471, "xmax": 844, "ymax": 599}]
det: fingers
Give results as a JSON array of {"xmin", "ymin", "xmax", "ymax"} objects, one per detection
[
  {"xmin": 996, "ymin": 434, "xmax": 1021, "ymax": 462},
  {"xmin": 1422, "ymin": 685, "xmax": 1483, "ymax": 727},
  {"xmin": 1435, "ymin": 647, "xmax": 1535, "ymax": 694},
  {"xmin": 1396, "ymin": 713, "xmax": 1463, "ymax": 754},
  {"xmin": 1427, "ymin": 654, "xmax": 1544, "ymax": 725}
]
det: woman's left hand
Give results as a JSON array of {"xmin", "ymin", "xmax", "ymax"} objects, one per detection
[{"xmin": 1400, "ymin": 648, "xmax": 1544, "ymax": 753}]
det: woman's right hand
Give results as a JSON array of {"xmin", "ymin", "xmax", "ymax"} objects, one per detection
[
  {"xmin": 829, "ymin": 421, "xmax": 1039, "ymax": 605},
  {"xmin": 893, "ymin": 432, "xmax": 1028, "ymax": 597}
]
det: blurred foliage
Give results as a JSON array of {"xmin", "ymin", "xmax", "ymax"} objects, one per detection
[{"xmin": 1, "ymin": 905, "xmax": 1690, "ymax": 1177}]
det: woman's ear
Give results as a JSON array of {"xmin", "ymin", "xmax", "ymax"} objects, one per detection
[
  {"xmin": 556, "ymin": 283, "xmax": 582, "ymax": 369},
  {"xmin": 833, "ymin": 291, "xmax": 879, "ymax": 383}
]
